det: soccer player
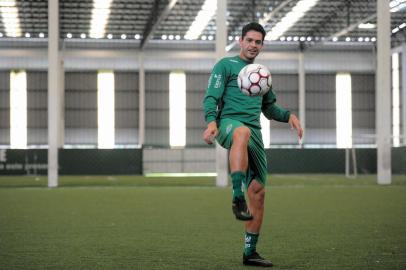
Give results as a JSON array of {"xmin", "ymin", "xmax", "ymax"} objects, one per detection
[{"xmin": 202, "ymin": 22, "xmax": 303, "ymax": 267}]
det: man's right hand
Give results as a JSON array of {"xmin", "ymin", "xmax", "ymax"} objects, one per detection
[{"xmin": 203, "ymin": 121, "xmax": 218, "ymax": 144}]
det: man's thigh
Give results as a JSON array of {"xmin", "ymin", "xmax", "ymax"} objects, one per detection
[
  {"xmin": 216, "ymin": 118, "xmax": 245, "ymax": 149},
  {"xmin": 245, "ymin": 128, "xmax": 268, "ymax": 188}
]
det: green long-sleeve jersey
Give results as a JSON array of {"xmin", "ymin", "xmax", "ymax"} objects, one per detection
[{"xmin": 203, "ymin": 55, "xmax": 291, "ymax": 129}]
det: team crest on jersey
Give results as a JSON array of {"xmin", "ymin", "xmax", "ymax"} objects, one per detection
[{"xmin": 226, "ymin": 123, "xmax": 233, "ymax": 134}]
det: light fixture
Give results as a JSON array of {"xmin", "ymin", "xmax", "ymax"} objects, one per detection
[
  {"xmin": 306, "ymin": 36, "xmax": 312, "ymax": 41},
  {"xmin": 208, "ymin": 35, "xmax": 213, "ymax": 40},
  {"xmin": 228, "ymin": 36, "xmax": 233, "ymax": 41},
  {"xmin": 24, "ymin": 33, "xmax": 30, "ymax": 38},
  {"xmin": 168, "ymin": 34, "xmax": 174, "ymax": 40},
  {"xmin": 201, "ymin": 35, "xmax": 207, "ymax": 40},
  {"xmin": 0, "ymin": 0, "xmax": 22, "ymax": 37},
  {"xmin": 345, "ymin": 37, "xmax": 351, "ymax": 42},
  {"xmin": 120, "ymin": 34, "xmax": 126, "ymax": 39},
  {"xmin": 107, "ymin": 33, "xmax": 113, "ymax": 39},
  {"xmin": 39, "ymin": 32, "xmax": 44, "ymax": 38},
  {"xmin": 392, "ymin": 22, "xmax": 406, "ymax": 34},
  {"xmin": 175, "ymin": 35, "xmax": 180, "ymax": 40},
  {"xmin": 80, "ymin": 33, "xmax": 86, "ymax": 39},
  {"xmin": 89, "ymin": 0, "xmax": 113, "ymax": 38},
  {"xmin": 66, "ymin": 33, "xmax": 72, "ymax": 38},
  {"xmin": 358, "ymin": 37, "xmax": 364, "ymax": 42},
  {"xmin": 0, "ymin": 32, "xmax": 3, "ymax": 37},
  {"xmin": 161, "ymin": 34, "xmax": 167, "ymax": 40},
  {"xmin": 358, "ymin": 23, "xmax": 375, "ymax": 29},
  {"xmin": 332, "ymin": 37, "xmax": 338, "ymax": 42},
  {"xmin": 265, "ymin": 0, "xmax": 319, "ymax": 40},
  {"xmin": 184, "ymin": 0, "xmax": 217, "ymax": 40},
  {"xmin": 134, "ymin": 34, "xmax": 140, "ymax": 39}
]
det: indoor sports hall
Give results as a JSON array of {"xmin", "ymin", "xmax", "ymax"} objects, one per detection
[{"xmin": 0, "ymin": 0, "xmax": 405, "ymax": 269}]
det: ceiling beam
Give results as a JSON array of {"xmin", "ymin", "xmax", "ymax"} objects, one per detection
[
  {"xmin": 305, "ymin": 1, "xmax": 349, "ymax": 38},
  {"xmin": 140, "ymin": 0, "xmax": 178, "ymax": 49},
  {"xmin": 328, "ymin": 13, "xmax": 376, "ymax": 40},
  {"xmin": 259, "ymin": 0, "xmax": 295, "ymax": 26}
]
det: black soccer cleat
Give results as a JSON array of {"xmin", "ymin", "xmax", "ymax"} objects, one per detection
[
  {"xmin": 232, "ymin": 196, "xmax": 253, "ymax": 221},
  {"xmin": 243, "ymin": 251, "xmax": 274, "ymax": 267}
]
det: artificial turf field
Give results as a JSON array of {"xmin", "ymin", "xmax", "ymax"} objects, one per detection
[{"xmin": 0, "ymin": 174, "xmax": 405, "ymax": 270}]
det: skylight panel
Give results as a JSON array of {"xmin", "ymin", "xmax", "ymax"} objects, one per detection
[
  {"xmin": 390, "ymin": 0, "xmax": 406, "ymax": 12},
  {"xmin": 0, "ymin": 0, "xmax": 21, "ymax": 37},
  {"xmin": 265, "ymin": 0, "xmax": 319, "ymax": 41},
  {"xmin": 184, "ymin": 0, "xmax": 217, "ymax": 40},
  {"xmin": 89, "ymin": 0, "xmax": 113, "ymax": 39}
]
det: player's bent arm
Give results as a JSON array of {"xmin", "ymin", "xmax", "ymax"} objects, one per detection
[
  {"xmin": 203, "ymin": 60, "xmax": 227, "ymax": 123},
  {"xmin": 261, "ymin": 87, "xmax": 291, "ymax": 122},
  {"xmin": 262, "ymin": 103, "xmax": 291, "ymax": 122}
]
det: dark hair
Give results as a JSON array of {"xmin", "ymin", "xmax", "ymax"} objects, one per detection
[{"xmin": 241, "ymin": 22, "xmax": 266, "ymax": 41}]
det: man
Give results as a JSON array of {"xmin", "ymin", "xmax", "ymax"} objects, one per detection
[{"xmin": 202, "ymin": 22, "xmax": 303, "ymax": 267}]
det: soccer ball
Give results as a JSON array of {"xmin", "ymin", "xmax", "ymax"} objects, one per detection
[{"xmin": 237, "ymin": 64, "xmax": 272, "ymax": 97}]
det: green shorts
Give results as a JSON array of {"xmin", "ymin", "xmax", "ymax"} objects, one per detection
[{"xmin": 216, "ymin": 118, "xmax": 268, "ymax": 187}]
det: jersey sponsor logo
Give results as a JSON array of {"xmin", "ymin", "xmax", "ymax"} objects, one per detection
[
  {"xmin": 229, "ymin": 59, "xmax": 238, "ymax": 63},
  {"xmin": 214, "ymin": 74, "xmax": 222, "ymax": 88}
]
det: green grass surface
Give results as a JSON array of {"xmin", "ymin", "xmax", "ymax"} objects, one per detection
[{"xmin": 0, "ymin": 174, "xmax": 405, "ymax": 270}]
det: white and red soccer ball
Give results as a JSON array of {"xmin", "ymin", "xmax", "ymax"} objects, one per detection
[{"xmin": 237, "ymin": 64, "xmax": 272, "ymax": 97}]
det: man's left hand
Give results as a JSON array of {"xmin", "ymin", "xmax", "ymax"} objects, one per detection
[{"xmin": 288, "ymin": 114, "xmax": 303, "ymax": 140}]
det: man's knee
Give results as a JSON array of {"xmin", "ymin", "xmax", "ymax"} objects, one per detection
[
  {"xmin": 232, "ymin": 126, "xmax": 251, "ymax": 143},
  {"xmin": 257, "ymin": 189, "xmax": 265, "ymax": 205},
  {"xmin": 248, "ymin": 180, "xmax": 266, "ymax": 205}
]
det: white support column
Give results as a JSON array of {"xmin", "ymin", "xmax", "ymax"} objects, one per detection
[
  {"xmin": 58, "ymin": 53, "xmax": 65, "ymax": 148},
  {"xmin": 376, "ymin": 0, "xmax": 391, "ymax": 184},
  {"xmin": 298, "ymin": 51, "xmax": 306, "ymax": 144},
  {"xmin": 215, "ymin": 0, "xmax": 228, "ymax": 187},
  {"xmin": 48, "ymin": 0, "xmax": 61, "ymax": 187},
  {"xmin": 138, "ymin": 52, "xmax": 145, "ymax": 147},
  {"xmin": 402, "ymin": 44, "xmax": 406, "ymax": 146}
]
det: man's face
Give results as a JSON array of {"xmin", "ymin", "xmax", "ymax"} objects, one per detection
[{"xmin": 239, "ymin": 30, "xmax": 264, "ymax": 62}]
